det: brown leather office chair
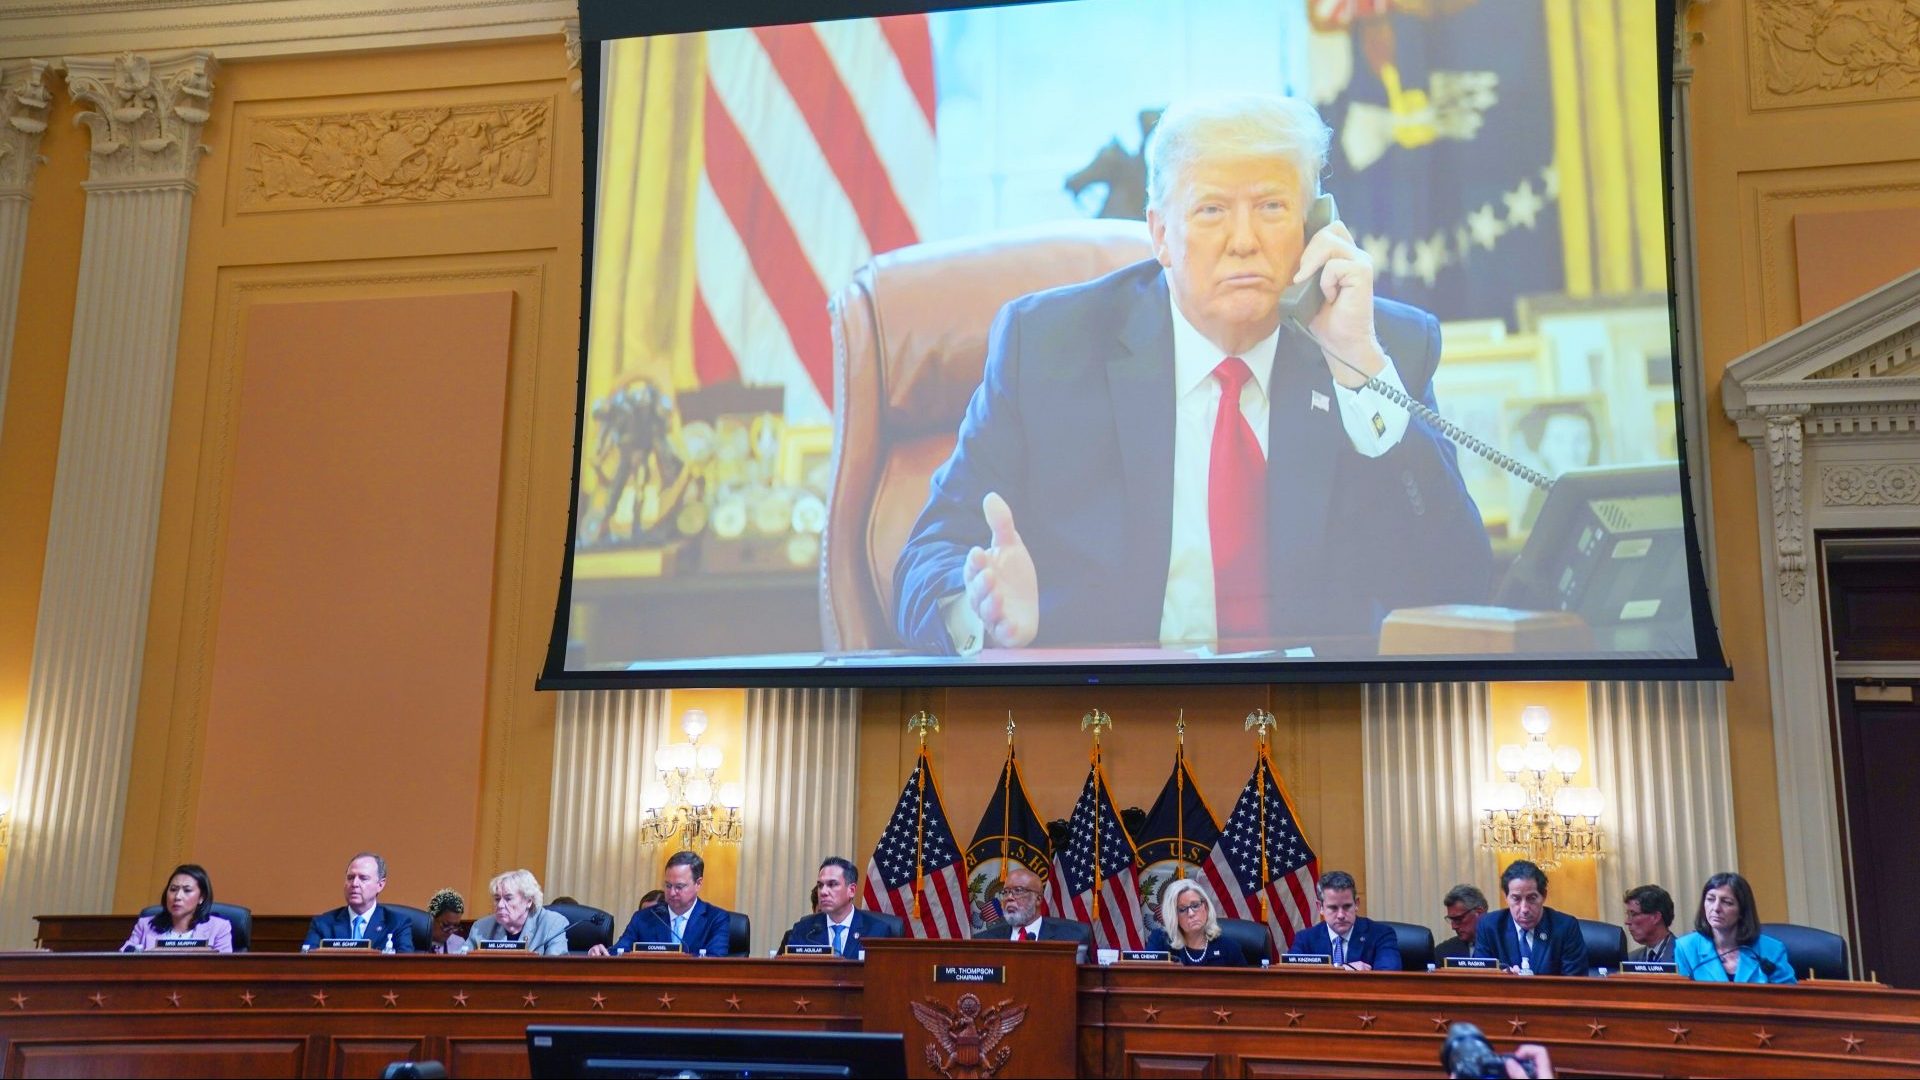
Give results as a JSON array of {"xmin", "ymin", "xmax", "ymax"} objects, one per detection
[{"xmin": 822, "ymin": 219, "xmax": 1153, "ymax": 651}]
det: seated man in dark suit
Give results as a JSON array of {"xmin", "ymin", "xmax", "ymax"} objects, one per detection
[
  {"xmin": 783, "ymin": 857, "xmax": 897, "ymax": 958},
  {"xmin": 1433, "ymin": 883, "xmax": 1487, "ymax": 962},
  {"xmin": 893, "ymin": 91, "xmax": 1490, "ymax": 657},
  {"xmin": 1472, "ymin": 859, "xmax": 1588, "ymax": 976},
  {"xmin": 301, "ymin": 852, "xmax": 415, "ymax": 952},
  {"xmin": 1287, "ymin": 869, "xmax": 1401, "ymax": 970},
  {"xmin": 971, "ymin": 865, "xmax": 1091, "ymax": 946},
  {"xmin": 593, "ymin": 849, "xmax": 731, "ymax": 956},
  {"xmin": 1624, "ymin": 883, "xmax": 1679, "ymax": 962}
]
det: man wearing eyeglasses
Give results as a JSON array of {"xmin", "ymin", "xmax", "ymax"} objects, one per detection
[
  {"xmin": 1287, "ymin": 869, "xmax": 1401, "ymax": 970},
  {"xmin": 592, "ymin": 849, "xmax": 732, "ymax": 956},
  {"xmin": 971, "ymin": 865, "xmax": 1092, "ymax": 946},
  {"xmin": 1434, "ymin": 883, "xmax": 1487, "ymax": 962}
]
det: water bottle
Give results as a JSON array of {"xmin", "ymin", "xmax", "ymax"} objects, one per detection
[
  {"xmin": 300, "ymin": 943, "xmax": 312, "ymax": 953},
  {"xmin": 698, "ymin": 948, "xmax": 708, "ymax": 958},
  {"xmin": 1426, "ymin": 963, "xmax": 1436, "ymax": 973},
  {"xmin": 1597, "ymin": 966, "xmax": 1609, "ymax": 978},
  {"xmin": 382, "ymin": 933, "xmax": 396, "ymax": 955},
  {"xmin": 1518, "ymin": 956, "xmax": 1534, "ymax": 976},
  {"xmin": 1259, "ymin": 958, "xmax": 1270, "ymax": 969}
]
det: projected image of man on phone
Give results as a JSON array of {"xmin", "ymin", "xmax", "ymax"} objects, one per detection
[{"xmin": 893, "ymin": 92, "xmax": 1492, "ymax": 657}]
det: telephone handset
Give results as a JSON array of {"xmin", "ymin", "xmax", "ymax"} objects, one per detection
[
  {"xmin": 1278, "ymin": 192, "xmax": 1339, "ymax": 325},
  {"xmin": 1278, "ymin": 192, "xmax": 1553, "ymax": 493}
]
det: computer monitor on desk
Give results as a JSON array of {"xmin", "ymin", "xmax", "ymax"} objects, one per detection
[
  {"xmin": 1494, "ymin": 463, "xmax": 1694, "ymax": 656},
  {"xmin": 526, "ymin": 1026, "xmax": 906, "ymax": 1079}
]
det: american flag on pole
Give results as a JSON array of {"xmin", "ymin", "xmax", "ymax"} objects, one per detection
[
  {"xmin": 1045, "ymin": 757, "xmax": 1147, "ymax": 951},
  {"xmin": 1198, "ymin": 749, "xmax": 1320, "ymax": 953},
  {"xmin": 862, "ymin": 747, "xmax": 968, "ymax": 939},
  {"xmin": 695, "ymin": 17, "xmax": 938, "ymax": 423}
]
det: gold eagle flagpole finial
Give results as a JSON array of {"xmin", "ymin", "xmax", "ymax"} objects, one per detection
[
  {"xmin": 1245, "ymin": 708, "xmax": 1277, "ymax": 749},
  {"xmin": 1081, "ymin": 708, "xmax": 1112, "ymax": 751},
  {"xmin": 907, "ymin": 710, "xmax": 940, "ymax": 746}
]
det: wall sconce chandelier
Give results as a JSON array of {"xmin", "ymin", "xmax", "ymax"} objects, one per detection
[
  {"xmin": 1480, "ymin": 705, "xmax": 1603, "ymax": 868},
  {"xmin": 641, "ymin": 709, "xmax": 743, "ymax": 846}
]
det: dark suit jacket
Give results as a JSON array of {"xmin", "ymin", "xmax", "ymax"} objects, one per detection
[
  {"xmin": 1287, "ymin": 917, "xmax": 1403, "ymax": 971},
  {"xmin": 1629, "ymin": 932, "xmax": 1678, "ymax": 963},
  {"xmin": 1144, "ymin": 928, "xmax": 1245, "ymax": 966},
  {"xmin": 784, "ymin": 909, "xmax": 897, "ymax": 957},
  {"xmin": 301, "ymin": 904, "xmax": 416, "ymax": 952},
  {"xmin": 972, "ymin": 916, "xmax": 1092, "ymax": 946},
  {"xmin": 1471, "ymin": 908, "xmax": 1589, "ymax": 976},
  {"xmin": 612, "ymin": 900, "xmax": 730, "ymax": 956},
  {"xmin": 1433, "ymin": 935, "xmax": 1475, "ymax": 962},
  {"xmin": 893, "ymin": 259, "xmax": 1490, "ymax": 652}
]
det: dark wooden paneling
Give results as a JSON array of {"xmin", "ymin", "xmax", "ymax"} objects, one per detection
[
  {"xmin": 329, "ymin": 1038, "xmax": 425, "ymax": 1079},
  {"xmin": 1124, "ymin": 1051, "xmax": 1215, "ymax": 1078},
  {"xmin": 8, "ymin": 1039, "xmax": 304, "ymax": 1079},
  {"xmin": 1827, "ymin": 559, "xmax": 1920, "ymax": 661},
  {"xmin": 444, "ymin": 1040, "xmax": 529, "ymax": 1080},
  {"xmin": 1835, "ymin": 686, "xmax": 1920, "ymax": 989}
]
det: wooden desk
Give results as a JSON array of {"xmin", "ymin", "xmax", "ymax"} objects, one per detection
[
  {"xmin": 36, "ymin": 915, "xmax": 314, "ymax": 954},
  {"xmin": 0, "ymin": 953, "xmax": 1915, "ymax": 1078}
]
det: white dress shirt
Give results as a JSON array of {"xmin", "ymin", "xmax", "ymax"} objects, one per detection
[
  {"xmin": 1158, "ymin": 299, "xmax": 1409, "ymax": 648},
  {"xmin": 944, "ymin": 294, "xmax": 1411, "ymax": 653}
]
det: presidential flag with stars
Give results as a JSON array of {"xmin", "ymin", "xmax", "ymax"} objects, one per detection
[
  {"xmin": 1312, "ymin": 0, "xmax": 1559, "ymax": 321},
  {"xmin": 1198, "ymin": 749, "xmax": 1319, "ymax": 953},
  {"xmin": 1045, "ymin": 758, "xmax": 1147, "ymax": 951},
  {"xmin": 862, "ymin": 748, "xmax": 969, "ymax": 939}
]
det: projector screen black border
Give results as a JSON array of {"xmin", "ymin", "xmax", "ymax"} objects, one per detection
[{"xmin": 541, "ymin": 0, "xmax": 1728, "ymax": 691}]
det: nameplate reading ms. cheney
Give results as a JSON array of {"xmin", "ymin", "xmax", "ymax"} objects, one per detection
[{"xmin": 934, "ymin": 965, "xmax": 1005, "ymax": 983}]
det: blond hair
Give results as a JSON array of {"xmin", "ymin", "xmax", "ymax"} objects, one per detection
[
  {"xmin": 488, "ymin": 868, "xmax": 544, "ymax": 910},
  {"xmin": 1160, "ymin": 878, "xmax": 1222, "ymax": 943},
  {"xmin": 1144, "ymin": 92, "xmax": 1330, "ymax": 213}
]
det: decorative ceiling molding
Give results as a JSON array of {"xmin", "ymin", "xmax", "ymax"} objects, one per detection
[
  {"xmin": 65, "ymin": 51, "xmax": 215, "ymax": 187},
  {"xmin": 0, "ymin": 0, "xmax": 578, "ymax": 62},
  {"xmin": 1749, "ymin": 0, "xmax": 1920, "ymax": 109}
]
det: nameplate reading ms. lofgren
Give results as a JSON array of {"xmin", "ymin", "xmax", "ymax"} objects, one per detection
[{"xmin": 935, "ymin": 965, "xmax": 1006, "ymax": 984}]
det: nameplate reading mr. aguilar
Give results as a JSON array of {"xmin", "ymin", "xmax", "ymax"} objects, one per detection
[
  {"xmin": 784, "ymin": 944, "xmax": 835, "ymax": 957},
  {"xmin": 934, "ymin": 965, "xmax": 1005, "ymax": 984},
  {"xmin": 1442, "ymin": 956, "xmax": 1501, "ymax": 971}
]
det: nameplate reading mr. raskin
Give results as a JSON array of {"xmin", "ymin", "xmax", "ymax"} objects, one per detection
[
  {"xmin": 934, "ymin": 965, "xmax": 1005, "ymax": 984},
  {"xmin": 1442, "ymin": 956, "xmax": 1501, "ymax": 971}
]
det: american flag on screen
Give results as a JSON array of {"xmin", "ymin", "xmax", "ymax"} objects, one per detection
[
  {"xmin": 694, "ymin": 17, "xmax": 937, "ymax": 422},
  {"xmin": 1045, "ymin": 758, "xmax": 1147, "ymax": 951},
  {"xmin": 862, "ymin": 747, "xmax": 969, "ymax": 938},
  {"xmin": 1199, "ymin": 750, "xmax": 1320, "ymax": 952}
]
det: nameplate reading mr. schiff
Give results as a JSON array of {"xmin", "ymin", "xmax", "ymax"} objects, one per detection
[
  {"xmin": 316, "ymin": 939, "xmax": 372, "ymax": 951},
  {"xmin": 934, "ymin": 965, "xmax": 1005, "ymax": 984}
]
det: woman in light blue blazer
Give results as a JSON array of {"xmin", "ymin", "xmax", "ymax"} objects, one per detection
[{"xmin": 1673, "ymin": 872, "xmax": 1795, "ymax": 984}]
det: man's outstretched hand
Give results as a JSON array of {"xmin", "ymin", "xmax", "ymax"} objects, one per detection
[{"xmin": 963, "ymin": 492, "xmax": 1039, "ymax": 648}]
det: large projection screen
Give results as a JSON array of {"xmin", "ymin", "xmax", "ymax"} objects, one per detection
[{"xmin": 545, "ymin": 0, "xmax": 1728, "ymax": 688}]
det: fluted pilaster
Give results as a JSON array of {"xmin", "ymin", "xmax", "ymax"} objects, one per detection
[
  {"xmin": 0, "ymin": 51, "xmax": 214, "ymax": 950},
  {"xmin": 736, "ymin": 688, "xmax": 860, "ymax": 955},
  {"xmin": 0, "ymin": 59, "xmax": 52, "ymax": 447},
  {"xmin": 1589, "ymin": 681, "xmax": 1737, "ymax": 914},
  {"xmin": 1361, "ymin": 682, "xmax": 1499, "ymax": 930},
  {"xmin": 544, "ymin": 689, "xmax": 670, "ymax": 911}
]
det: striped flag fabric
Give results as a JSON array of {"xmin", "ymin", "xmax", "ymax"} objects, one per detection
[
  {"xmin": 963, "ymin": 747, "xmax": 1053, "ymax": 934},
  {"xmin": 862, "ymin": 747, "xmax": 969, "ymax": 939},
  {"xmin": 694, "ymin": 16, "xmax": 938, "ymax": 423},
  {"xmin": 1199, "ymin": 749, "xmax": 1319, "ymax": 953},
  {"xmin": 1045, "ymin": 757, "xmax": 1147, "ymax": 951},
  {"xmin": 1133, "ymin": 749, "xmax": 1222, "ymax": 938}
]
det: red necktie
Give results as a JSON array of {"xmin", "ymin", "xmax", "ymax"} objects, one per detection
[
  {"xmin": 1017, "ymin": 927, "xmax": 1031, "ymax": 942},
  {"xmin": 1209, "ymin": 357, "xmax": 1269, "ymax": 645}
]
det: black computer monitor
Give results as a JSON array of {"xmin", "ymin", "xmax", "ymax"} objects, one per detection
[
  {"xmin": 1494, "ymin": 462, "xmax": 1695, "ymax": 656},
  {"xmin": 526, "ymin": 1026, "xmax": 907, "ymax": 1079}
]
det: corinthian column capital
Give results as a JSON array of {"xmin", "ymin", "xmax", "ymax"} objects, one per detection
[
  {"xmin": 0, "ymin": 59, "xmax": 53, "ymax": 197},
  {"xmin": 64, "ymin": 50, "xmax": 215, "ymax": 188}
]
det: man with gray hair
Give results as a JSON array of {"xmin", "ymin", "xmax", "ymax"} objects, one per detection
[
  {"xmin": 894, "ymin": 91, "xmax": 1489, "ymax": 655},
  {"xmin": 1435, "ymin": 882, "xmax": 1487, "ymax": 962},
  {"xmin": 301, "ymin": 851, "xmax": 415, "ymax": 951}
]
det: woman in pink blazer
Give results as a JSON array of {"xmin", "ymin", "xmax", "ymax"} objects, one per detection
[{"xmin": 122, "ymin": 864, "xmax": 234, "ymax": 952}]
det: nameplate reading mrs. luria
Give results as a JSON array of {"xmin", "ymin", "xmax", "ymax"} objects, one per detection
[
  {"xmin": 934, "ymin": 965, "xmax": 1005, "ymax": 983},
  {"xmin": 1442, "ymin": 956, "xmax": 1501, "ymax": 970},
  {"xmin": 1281, "ymin": 953, "xmax": 1333, "ymax": 966},
  {"xmin": 1620, "ymin": 960, "xmax": 1678, "ymax": 975},
  {"xmin": 784, "ymin": 943, "xmax": 835, "ymax": 957}
]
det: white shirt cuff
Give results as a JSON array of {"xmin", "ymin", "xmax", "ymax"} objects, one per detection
[
  {"xmin": 1334, "ymin": 354, "xmax": 1410, "ymax": 457},
  {"xmin": 939, "ymin": 593, "xmax": 985, "ymax": 656}
]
